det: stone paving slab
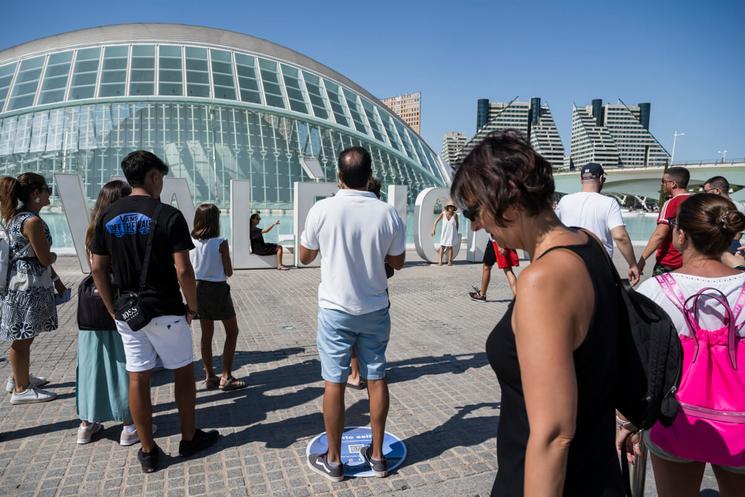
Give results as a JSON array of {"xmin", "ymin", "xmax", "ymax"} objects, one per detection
[{"xmin": 0, "ymin": 251, "xmax": 719, "ymax": 496}]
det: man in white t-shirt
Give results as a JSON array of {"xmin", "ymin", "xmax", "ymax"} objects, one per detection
[
  {"xmin": 299, "ymin": 147, "xmax": 406, "ymax": 482},
  {"xmin": 556, "ymin": 163, "xmax": 640, "ymax": 286}
]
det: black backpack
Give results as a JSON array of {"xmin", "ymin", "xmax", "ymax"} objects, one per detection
[
  {"xmin": 612, "ymin": 276, "xmax": 682, "ymax": 431},
  {"xmin": 599, "ymin": 250, "xmax": 682, "ymax": 497}
]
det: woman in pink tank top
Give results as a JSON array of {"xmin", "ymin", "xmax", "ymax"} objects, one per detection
[{"xmin": 637, "ymin": 193, "xmax": 745, "ymax": 496}]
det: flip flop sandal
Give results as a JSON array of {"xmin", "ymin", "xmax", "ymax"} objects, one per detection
[
  {"xmin": 346, "ymin": 380, "xmax": 367, "ymax": 390},
  {"xmin": 219, "ymin": 377, "xmax": 247, "ymax": 391}
]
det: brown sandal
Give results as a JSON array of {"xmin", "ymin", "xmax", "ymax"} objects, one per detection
[{"xmin": 219, "ymin": 376, "xmax": 247, "ymax": 391}]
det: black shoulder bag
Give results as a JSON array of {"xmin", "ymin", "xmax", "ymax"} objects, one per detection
[
  {"xmin": 113, "ymin": 203, "xmax": 162, "ymax": 331},
  {"xmin": 77, "ymin": 274, "xmax": 116, "ymax": 330}
]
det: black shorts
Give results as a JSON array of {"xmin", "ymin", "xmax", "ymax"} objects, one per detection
[
  {"xmin": 483, "ymin": 240, "xmax": 497, "ymax": 267},
  {"xmin": 196, "ymin": 280, "xmax": 236, "ymax": 321},
  {"xmin": 252, "ymin": 243, "xmax": 278, "ymax": 256}
]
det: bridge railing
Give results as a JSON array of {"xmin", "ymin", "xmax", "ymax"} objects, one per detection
[{"xmin": 671, "ymin": 158, "xmax": 745, "ymax": 167}]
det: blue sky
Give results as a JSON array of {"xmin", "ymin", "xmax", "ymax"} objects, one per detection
[{"xmin": 2, "ymin": 0, "xmax": 743, "ymax": 162}]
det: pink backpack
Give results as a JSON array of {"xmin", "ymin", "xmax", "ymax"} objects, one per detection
[{"xmin": 651, "ymin": 272, "xmax": 745, "ymax": 467}]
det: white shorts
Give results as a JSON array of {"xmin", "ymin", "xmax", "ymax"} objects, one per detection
[{"xmin": 116, "ymin": 315, "xmax": 194, "ymax": 372}]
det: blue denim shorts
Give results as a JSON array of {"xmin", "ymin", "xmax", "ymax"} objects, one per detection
[{"xmin": 316, "ymin": 307, "xmax": 391, "ymax": 383}]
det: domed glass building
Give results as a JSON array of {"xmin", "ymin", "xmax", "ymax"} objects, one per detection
[{"xmin": 0, "ymin": 24, "xmax": 448, "ymax": 209}]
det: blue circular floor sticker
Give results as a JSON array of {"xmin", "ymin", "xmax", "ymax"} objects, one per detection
[{"xmin": 306, "ymin": 426, "xmax": 406, "ymax": 477}]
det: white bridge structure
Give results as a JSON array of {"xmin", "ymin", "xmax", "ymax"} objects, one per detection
[{"xmin": 554, "ymin": 160, "xmax": 745, "ymax": 203}]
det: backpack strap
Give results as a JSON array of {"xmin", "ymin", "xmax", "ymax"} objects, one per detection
[
  {"xmin": 685, "ymin": 287, "xmax": 740, "ymax": 370},
  {"xmin": 656, "ymin": 273, "xmax": 705, "ymax": 363},
  {"xmin": 654, "ymin": 273, "xmax": 686, "ymax": 313},
  {"xmin": 731, "ymin": 282, "xmax": 745, "ymax": 325}
]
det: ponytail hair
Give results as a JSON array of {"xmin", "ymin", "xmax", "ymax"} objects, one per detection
[
  {"xmin": 0, "ymin": 176, "xmax": 20, "ymax": 223},
  {"xmin": 0, "ymin": 173, "xmax": 49, "ymax": 223}
]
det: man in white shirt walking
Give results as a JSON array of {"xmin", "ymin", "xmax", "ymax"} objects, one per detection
[
  {"xmin": 556, "ymin": 163, "xmax": 640, "ymax": 285},
  {"xmin": 299, "ymin": 147, "xmax": 406, "ymax": 482}
]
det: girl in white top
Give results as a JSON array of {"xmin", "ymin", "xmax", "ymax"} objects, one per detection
[
  {"xmin": 635, "ymin": 193, "xmax": 745, "ymax": 496},
  {"xmin": 190, "ymin": 204, "xmax": 245, "ymax": 391},
  {"xmin": 432, "ymin": 202, "xmax": 459, "ymax": 266}
]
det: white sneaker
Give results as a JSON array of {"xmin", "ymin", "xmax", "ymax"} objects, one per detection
[
  {"xmin": 10, "ymin": 387, "xmax": 57, "ymax": 405},
  {"xmin": 77, "ymin": 422, "xmax": 103, "ymax": 444},
  {"xmin": 5, "ymin": 374, "xmax": 49, "ymax": 393},
  {"xmin": 120, "ymin": 423, "xmax": 158, "ymax": 446}
]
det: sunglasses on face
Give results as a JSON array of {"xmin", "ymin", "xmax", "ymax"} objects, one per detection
[{"xmin": 462, "ymin": 204, "xmax": 480, "ymax": 222}]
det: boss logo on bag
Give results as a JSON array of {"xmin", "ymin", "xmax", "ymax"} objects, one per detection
[{"xmin": 121, "ymin": 308, "xmax": 141, "ymax": 320}]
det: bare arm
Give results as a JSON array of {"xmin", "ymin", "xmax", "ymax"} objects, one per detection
[
  {"xmin": 431, "ymin": 212, "xmax": 443, "ymax": 235},
  {"xmin": 611, "ymin": 226, "xmax": 640, "ymax": 286},
  {"xmin": 173, "ymin": 251, "xmax": 198, "ymax": 322},
  {"xmin": 515, "ymin": 254, "xmax": 592, "ymax": 497},
  {"xmin": 22, "ymin": 217, "xmax": 56, "ymax": 267},
  {"xmin": 638, "ymin": 223, "xmax": 669, "ymax": 272},
  {"xmin": 91, "ymin": 254, "xmax": 115, "ymax": 318},
  {"xmin": 219, "ymin": 239, "xmax": 233, "ymax": 277},
  {"xmin": 49, "ymin": 266, "xmax": 67, "ymax": 295},
  {"xmin": 262, "ymin": 221, "xmax": 280, "ymax": 234},
  {"xmin": 299, "ymin": 245, "xmax": 319, "ymax": 265},
  {"xmin": 386, "ymin": 251, "xmax": 406, "ymax": 270}
]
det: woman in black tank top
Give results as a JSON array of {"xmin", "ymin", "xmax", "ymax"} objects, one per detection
[{"xmin": 451, "ymin": 131, "xmax": 624, "ymax": 497}]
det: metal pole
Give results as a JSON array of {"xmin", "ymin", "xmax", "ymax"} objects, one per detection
[{"xmin": 671, "ymin": 131, "xmax": 684, "ymax": 165}]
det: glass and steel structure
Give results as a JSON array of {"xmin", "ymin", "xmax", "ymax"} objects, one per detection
[{"xmin": 0, "ymin": 24, "xmax": 448, "ymax": 208}]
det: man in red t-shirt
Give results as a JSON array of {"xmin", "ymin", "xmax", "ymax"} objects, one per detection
[{"xmin": 638, "ymin": 167, "xmax": 691, "ymax": 275}]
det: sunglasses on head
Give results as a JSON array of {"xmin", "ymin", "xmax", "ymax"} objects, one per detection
[{"xmin": 462, "ymin": 204, "xmax": 480, "ymax": 222}]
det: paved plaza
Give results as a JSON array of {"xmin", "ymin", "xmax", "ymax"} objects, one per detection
[{"xmin": 0, "ymin": 251, "xmax": 720, "ymax": 497}]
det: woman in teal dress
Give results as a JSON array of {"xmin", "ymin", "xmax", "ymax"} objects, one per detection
[{"xmin": 76, "ymin": 180, "xmax": 150, "ymax": 445}]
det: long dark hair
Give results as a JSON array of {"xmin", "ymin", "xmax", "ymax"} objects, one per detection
[
  {"xmin": 192, "ymin": 203, "xmax": 221, "ymax": 240},
  {"xmin": 86, "ymin": 180, "xmax": 132, "ymax": 250},
  {"xmin": 0, "ymin": 173, "xmax": 49, "ymax": 223}
]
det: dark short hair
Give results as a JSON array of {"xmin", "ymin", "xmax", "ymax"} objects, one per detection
[
  {"xmin": 704, "ymin": 175, "xmax": 730, "ymax": 193},
  {"xmin": 678, "ymin": 193, "xmax": 745, "ymax": 257},
  {"xmin": 665, "ymin": 166, "xmax": 690, "ymax": 189},
  {"xmin": 450, "ymin": 130, "xmax": 554, "ymax": 226},
  {"xmin": 121, "ymin": 150, "xmax": 169, "ymax": 187},
  {"xmin": 338, "ymin": 147, "xmax": 372, "ymax": 189},
  {"xmin": 191, "ymin": 203, "xmax": 221, "ymax": 240}
]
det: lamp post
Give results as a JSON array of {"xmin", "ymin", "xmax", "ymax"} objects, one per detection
[
  {"xmin": 718, "ymin": 150, "xmax": 728, "ymax": 164},
  {"xmin": 670, "ymin": 131, "xmax": 685, "ymax": 165}
]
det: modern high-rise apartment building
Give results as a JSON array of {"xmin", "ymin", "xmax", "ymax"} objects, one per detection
[
  {"xmin": 441, "ymin": 131, "xmax": 466, "ymax": 167},
  {"xmin": 456, "ymin": 97, "xmax": 565, "ymax": 168},
  {"xmin": 570, "ymin": 99, "xmax": 669, "ymax": 169},
  {"xmin": 382, "ymin": 91, "xmax": 421, "ymax": 134}
]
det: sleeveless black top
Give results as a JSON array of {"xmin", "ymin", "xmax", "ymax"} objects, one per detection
[{"xmin": 487, "ymin": 234, "xmax": 624, "ymax": 497}]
